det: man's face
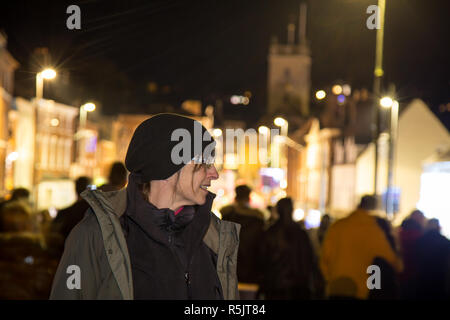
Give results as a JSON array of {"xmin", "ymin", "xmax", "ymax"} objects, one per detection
[{"xmin": 173, "ymin": 162, "xmax": 219, "ymax": 206}]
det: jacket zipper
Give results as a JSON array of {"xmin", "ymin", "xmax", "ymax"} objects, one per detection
[
  {"xmin": 185, "ymin": 259, "xmax": 193, "ymax": 299},
  {"xmin": 167, "ymin": 228, "xmax": 192, "ymax": 299}
]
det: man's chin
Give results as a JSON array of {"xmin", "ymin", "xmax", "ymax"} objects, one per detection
[{"xmin": 195, "ymin": 194, "xmax": 207, "ymax": 206}]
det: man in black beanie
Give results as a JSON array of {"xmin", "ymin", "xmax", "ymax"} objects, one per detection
[
  {"xmin": 50, "ymin": 113, "xmax": 240, "ymax": 300},
  {"xmin": 125, "ymin": 113, "xmax": 216, "ymax": 182}
]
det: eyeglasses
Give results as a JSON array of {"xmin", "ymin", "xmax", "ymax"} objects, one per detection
[{"xmin": 192, "ymin": 154, "xmax": 215, "ymax": 168}]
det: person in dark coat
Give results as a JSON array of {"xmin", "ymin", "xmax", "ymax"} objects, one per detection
[
  {"xmin": 369, "ymin": 217, "xmax": 401, "ymax": 300},
  {"xmin": 317, "ymin": 214, "xmax": 331, "ymax": 246},
  {"xmin": 50, "ymin": 176, "xmax": 91, "ymax": 241},
  {"xmin": 398, "ymin": 209, "xmax": 425, "ymax": 298},
  {"xmin": 220, "ymin": 185, "xmax": 265, "ymax": 285},
  {"xmin": 258, "ymin": 197, "xmax": 324, "ymax": 299},
  {"xmin": 50, "ymin": 114, "xmax": 240, "ymax": 300},
  {"xmin": 99, "ymin": 161, "xmax": 128, "ymax": 192},
  {"xmin": 0, "ymin": 196, "xmax": 59, "ymax": 299},
  {"xmin": 413, "ymin": 218, "xmax": 450, "ymax": 299},
  {"xmin": 0, "ymin": 188, "xmax": 31, "ymax": 232}
]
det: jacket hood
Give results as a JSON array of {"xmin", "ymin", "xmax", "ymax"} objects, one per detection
[{"xmin": 81, "ymin": 188, "xmax": 128, "ymax": 218}]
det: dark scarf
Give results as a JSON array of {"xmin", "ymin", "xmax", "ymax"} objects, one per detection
[{"xmin": 123, "ymin": 173, "xmax": 201, "ymax": 244}]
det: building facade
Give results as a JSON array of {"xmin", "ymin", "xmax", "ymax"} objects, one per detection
[
  {"xmin": 0, "ymin": 32, "xmax": 19, "ymax": 196},
  {"xmin": 33, "ymin": 99, "xmax": 79, "ymax": 209},
  {"xmin": 267, "ymin": 5, "xmax": 311, "ymax": 118}
]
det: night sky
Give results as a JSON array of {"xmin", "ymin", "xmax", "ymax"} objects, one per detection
[{"xmin": 1, "ymin": 0, "xmax": 449, "ymax": 128}]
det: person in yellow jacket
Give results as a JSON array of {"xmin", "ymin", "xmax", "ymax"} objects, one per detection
[{"xmin": 320, "ymin": 195, "xmax": 402, "ymax": 299}]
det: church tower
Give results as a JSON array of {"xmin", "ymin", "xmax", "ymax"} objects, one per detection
[{"xmin": 267, "ymin": 2, "xmax": 311, "ymax": 117}]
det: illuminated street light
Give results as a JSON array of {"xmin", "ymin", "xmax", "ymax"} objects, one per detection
[
  {"xmin": 274, "ymin": 117, "xmax": 288, "ymax": 137},
  {"xmin": 380, "ymin": 96, "xmax": 394, "ymax": 108},
  {"xmin": 36, "ymin": 68, "xmax": 57, "ymax": 101},
  {"xmin": 258, "ymin": 126, "xmax": 269, "ymax": 135},
  {"xmin": 231, "ymin": 95, "xmax": 250, "ymax": 105},
  {"xmin": 230, "ymin": 95, "xmax": 240, "ymax": 104},
  {"xmin": 342, "ymin": 84, "xmax": 351, "ymax": 96},
  {"xmin": 315, "ymin": 90, "xmax": 326, "ymax": 100},
  {"xmin": 50, "ymin": 118, "xmax": 60, "ymax": 127},
  {"xmin": 212, "ymin": 128, "xmax": 222, "ymax": 137},
  {"xmin": 41, "ymin": 68, "xmax": 56, "ymax": 80},
  {"xmin": 82, "ymin": 102, "xmax": 96, "ymax": 112},
  {"xmin": 6, "ymin": 151, "xmax": 19, "ymax": 162},
  {"xmin": 274, "ymin": 117, "xmax": 287, "ymax": 127},
  {"xmin": 273, "ymin": 117, "xmax": 288, "ymax": 176},
  {"xmin": 79, "ymin": 102, "xmax": 96, "ymax": 130},
  {"xmin": 332, "ymin": 85, "xmax": 342, "ymax": 95}
]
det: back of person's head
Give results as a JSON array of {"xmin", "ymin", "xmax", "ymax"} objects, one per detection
[
  {"xmin": 276, "ymin": 197, "xmax": 294, "ymax": 223},
  {"xmin": 108, "ymin": 162, "xmax": 128, "ymax": 188},
  {"xmin": 11, "ymin": 188, "xmax": 30, "ymax": 201},
  {"xmin": 410, "ymin": 209, "xmax": 425, "ymax": 226},
  {"xmin": 1, "ymin": 201, "xmax": 33, "ymax": 232},
  {"xmin": 75, "ymin": 176, "xmax": 92, "ymax": 197},
  {"xmin": 235, "ymin": 185, "xmax": 251, "ymax": 203},
  {"xmin": 426, "ymin": 218, "xmax": 440, "ymax": 232},
  {"xmin": 358, "ymin": 195, "xmax": 378, "ymax": 211},
  {"xmin": 320, "ymin": 214, "xmax": 331, "ymax": 228}
]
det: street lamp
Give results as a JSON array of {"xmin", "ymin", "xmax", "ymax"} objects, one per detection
[
  {"xmin": 79, "ymin": 102, "xmax": 96, "ymax": 129},
  {"xmin": 36, "ymin": 68, "xmax": 56, "ymax": 101},
  {"xmin": 386, "ymin": 99, "xmax": 399, "ymax": 217},
  {"xmin": 380, "ymin": 96, "xmax": 393, "ymax": 108},
  {"xmin": 315, "ymin": 90, "xmax": 326, "ymax": 100},
  {"xmin": 75, "ymin": 102, "xmax": 96, "ymax": 169},
  {"xmin": 258, "ymin": 126, "xmax": 270, "ymax": 166},
  {"xmin": 373, "ymin": 0, "xmax": 387, "ymax": 197},
  {"xmin": 274, "ymin": 117, "xmax": 288, "ymax": 137},
  {"xmin": 212, "ymin": 128, "xmax": 222, "ymax": 137},
  {"xmin": 379, "ymin": 96, "xmax": 399, "ymax": 217},
  {"xmin": 331, "ymin": 85, "xmax": 342, "ymax": 95},
  {"xmin": 274, "ymin": 117, "xmax": 289, "ymax": 186},
  {"xmin": 33, "ymin": 68, "xmax": 56, "ymax": 206},
  {"xmin": 258, "ymin": 125, "xmax": 269, "ymax": 135}
]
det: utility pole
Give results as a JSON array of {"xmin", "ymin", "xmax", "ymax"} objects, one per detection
[{"xmin": 373, "ymin": 0, "xmax": 386, "ymax": 197}]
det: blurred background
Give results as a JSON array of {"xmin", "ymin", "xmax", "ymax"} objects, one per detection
[{"xmin": 0, "ymin": 0, "xmax": 448, "ymax": 300}]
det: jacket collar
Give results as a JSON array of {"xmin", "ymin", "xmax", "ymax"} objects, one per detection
[
  {"xmin": 83, "ymin": 177, "xmax": 216, "ymax": 248},
  {"xmin": 81, "ymin": 188, "xmax": 127, "ymax": 218}
]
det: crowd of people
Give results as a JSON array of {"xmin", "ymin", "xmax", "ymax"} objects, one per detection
[
  {"xmin": 0, "ymin": 164, "xmax": 448, "ymax": 299},
  {"xmin": 0, "ymin": 162, "xmax": 128, "ymax": 299},
  {"xmin": 220, "ymin": 187, "xmax": 450, "ymax": 300}
]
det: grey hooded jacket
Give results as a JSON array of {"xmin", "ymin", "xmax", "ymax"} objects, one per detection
[{"xmin": 49, "ymin": 188, "xmax": 240, "ymax": 300}]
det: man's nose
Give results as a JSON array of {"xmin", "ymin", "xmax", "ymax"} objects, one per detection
[{"xmin": 208, "ymin": 165, "xmax": 219, "ymax": 180}]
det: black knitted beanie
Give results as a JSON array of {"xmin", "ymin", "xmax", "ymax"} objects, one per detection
[{"xmin": 125, "ymin": 113, "xmax": 215, "ymax": 182}]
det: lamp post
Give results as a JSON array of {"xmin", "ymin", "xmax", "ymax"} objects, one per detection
[
  {"xmin": 274, "ymin": 117, "xmax": 289, "ymax": 189},
  {"xmin": 75, "ymin": 102, "xmax": 96, "ymax": 175},
  {"xmin": 258, "ymin": 126, "xmax": 270, "ymax": 167},
  {"xmin": 380, "ymin": 97, "xmax": 399, "ymax": 218},
  {"xmin": 36, "ymin": 68, "xmax": 56, "ymax": 101},
  {"xmin": 373, "ymin": 0, "xmax": 387, "ymax": 196},
  {"xmin": 79, "ymin": 102, "xmax": 96, "ymax": 130},
  {"xmin": 274, "ymin": 117, "xmax": 288, "ymax": 137},
  {"xmin": 33, "ymin": 68, "xmax": 56, "ymax": 209}
]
